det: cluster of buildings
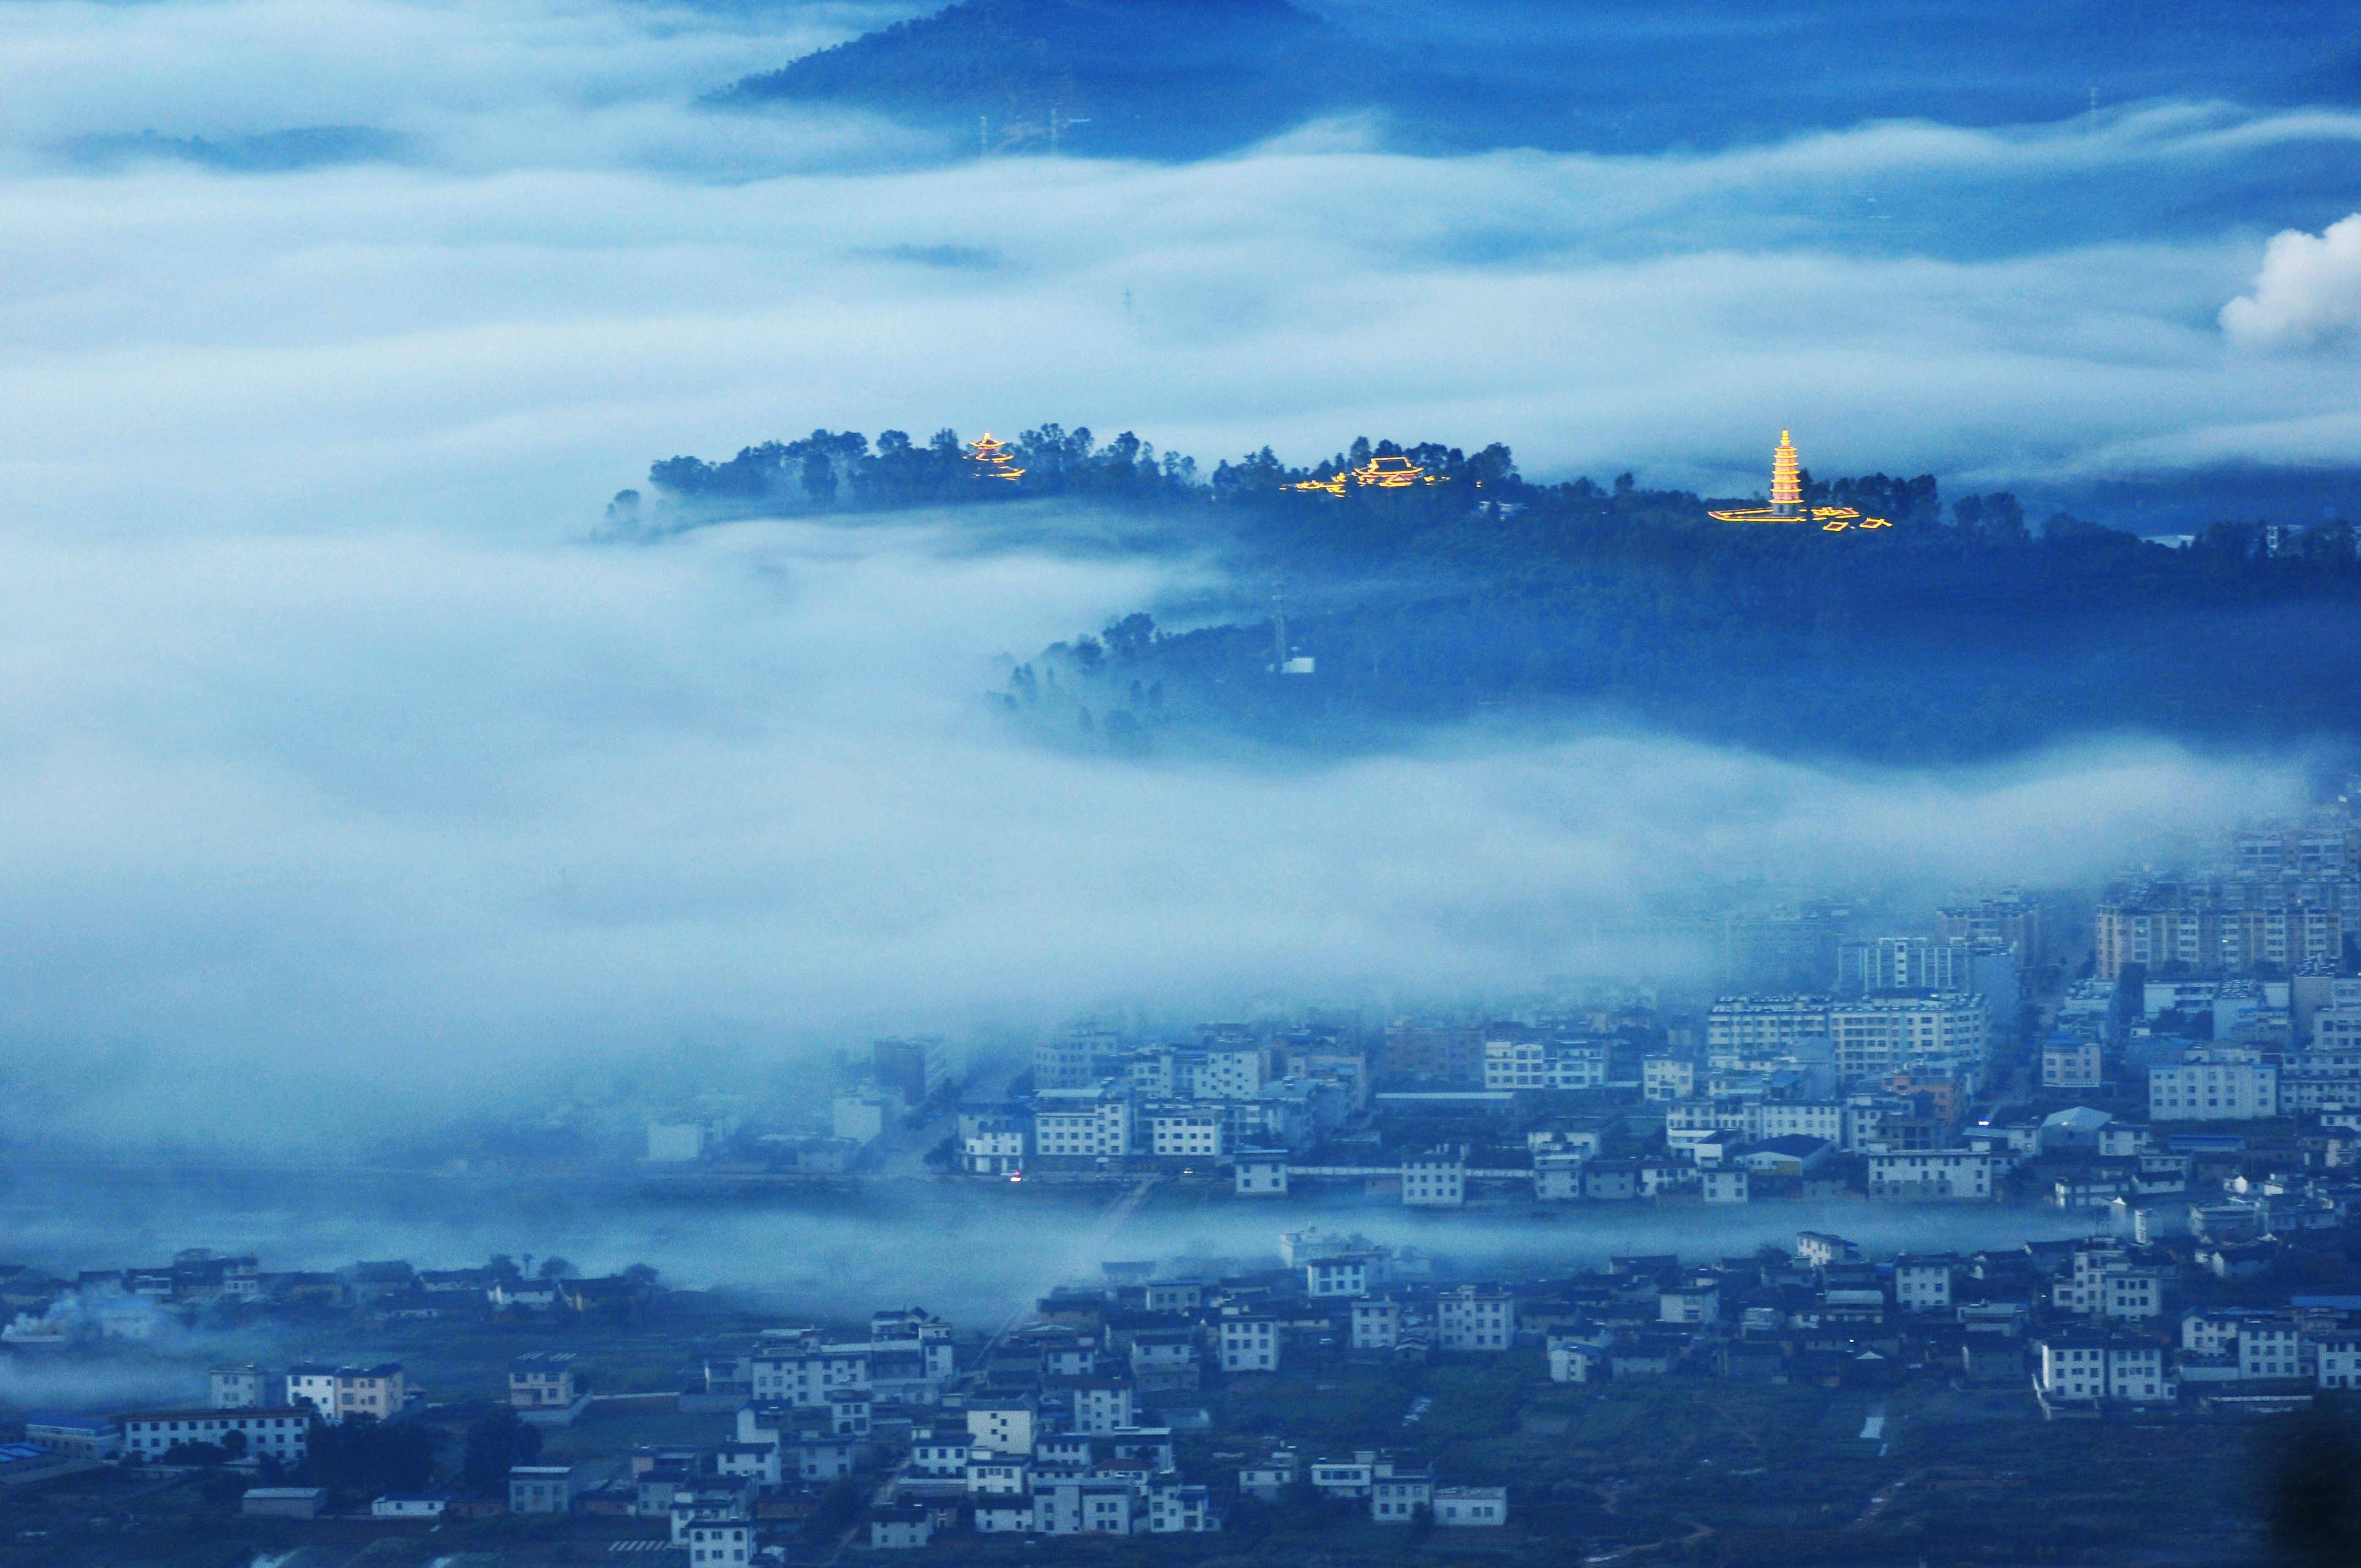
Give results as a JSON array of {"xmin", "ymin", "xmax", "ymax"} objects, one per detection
[
  {"xmin": 511, "ymin": 1300, "xmax": 1236, "ymax": 1546},
  {"xmin": 940, "ymin": 927, "xmax": 2023, "ymax": 1210}
]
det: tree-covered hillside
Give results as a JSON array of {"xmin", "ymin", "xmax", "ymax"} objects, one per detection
[{"xmin": 628, "ymin": 423, "xmax": 2361, "ymax": 763}]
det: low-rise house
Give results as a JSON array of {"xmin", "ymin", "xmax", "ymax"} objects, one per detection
[
  {"xmin": 1659, "ymin": 1287, "xmax": 1718, "ymax": 1326},
  {"xmin": 1547, "ymin": 1335, "xmax": 1609, "ymax": 1384},
  {"xmin": 714, "ymin": 1441, "xmax": 782, "ymax": 1488},
  {"xmin": 1304, "ymin": 1255, "xmax": 1371, "ymax": 1299},
  {"xmin": 871, "ymin": 1502, "xmax": 934, "ymax": 1548},
  {"xmin": 1533, "ymin": 1153, "xmax": 1584, "ymax": 1201},
  {"xmin": 1701, "ymin": 1168, "xmax": 1750, "ymax": 1203},
  {"xmin": 509, "ymin": 1351, "xmax": 586, "ymax": 1420},
  {"xmin": 509, "ymin": 1463, "xmax": 588, "ymax": 1514},
  {"xmin": 22, "ymin": 1415, "xmax": 119, "ymax": 1460},
  {"xmin": 1584, "ymin": 1159, "xmax": 1642, "ymax": 1201},
  {"xmin": 1238, "ymin": 1449, "xmax": 1297, "ymax": 1501},
  {"xmin": 1434, "ymin": 1486, "xmax": 1509, "ymax": 1526},
  {"xmin": 371, "ymin": 1492, "xmax": 452, "ymax": 1518},
  {"xmin": 687, "ymin": 1520, "xmax": 755, "ymax": 1566}
]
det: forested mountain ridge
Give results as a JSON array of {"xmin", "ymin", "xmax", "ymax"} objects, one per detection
[
  {"xmin": 715, "ymin": 0, "xmax": 1353, "ymax": 160},
  {"xmin": 623, "ymin": 423, "xmax": 2361, "ymax": 764}
]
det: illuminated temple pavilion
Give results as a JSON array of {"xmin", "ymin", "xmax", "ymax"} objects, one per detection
[
  {"xmin": 965, "ymin": 433, "xmax": 1025, "ymax": 482},
  {"xmin": 1707, "ymin": 431, "xmax": 1889, "ymax": 532}
]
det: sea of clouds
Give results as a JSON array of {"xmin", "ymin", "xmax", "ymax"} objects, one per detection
[{"xmin": 0, "ymin": 0, "xmax": 2351, "ymax": 1150}]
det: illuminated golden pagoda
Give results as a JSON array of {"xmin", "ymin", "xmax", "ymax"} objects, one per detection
[
  {"xmin": 965, "ymin": 433, "xmax": 1025, "ymax": 482},
  {"xmin": 1770, "ymin": 429, "xmax": 1803, "ymax": 518},
  {"xmin": 1707, "ymin": 429, "xmax": 1891, "ymax": 532},
  {"xmin": 1287, "ymin": 454, "xmax": 1449, "ymax": 497}
]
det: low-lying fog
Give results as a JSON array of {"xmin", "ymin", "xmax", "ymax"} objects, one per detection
[
  {"xmin": 0, "ymin": 1168, "xmax": 2102, "ymax": 1328},
  {"xmin": 0, "ymin": 515, "xmax": 2305, "ymax": 1153}
]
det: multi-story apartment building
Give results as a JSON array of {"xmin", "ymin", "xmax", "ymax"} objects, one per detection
[
  {"xmin": 209, "ymin": 1366, "xmax": 266, "ymax": 1410},
  {"xmin": 1402, "ymin": 1149, "xmax": 1467, "ymax": 1207},
  {"xmin": 2239, "ymin": 1317, "xmax": 2306, "ymax": 1380},
  {"xmin": 1217, "ymin": 1317, "xmax": 1280, "ymax": 1374},
  {"xmin": 2036, "ymin": 1337, "xmax": 2168, "ymax": 1404},
  {"xmin": 1893, "ymin": 1256, "xmax": 1956, "ymax": 1311},
  {"xmin": 2280, "ymin": 1050, "xmax": 2361, "ymax": 1112},
  {"xmin": 1937, "ymin": 893, "xmax": 2044, "ymax": 964},
  {"xmin": 1839, "ymin": 936, "xmax": 1977, "ymax": 995},
  {"xmin": 1706, "ymin": 998, "xmax": 1830, "ymax": 1064},
  {"xmin": 873, "ymin": 1036, "xmax": 956, "ymax": 1106},
  {"xmin": 1144, "ymin": 1108, "xmax": 1226, "ymax": 1160},
  {"xmin": 1195, "ymin": 1046, "xmax": 1265, "ymax": 1101},
  {"xmin": 2314, "ymin": 1009, "xmax": 2361, "ymax": 1053},
  {"xmin": 1826, "ymin": 994, "xmax": 1989, "ymax": 1082},
  {"xmin": 1033, "ymin": 1028, "xmax": 1125, "ymax": 1091},
  {"xmin": 1641, "ymin": 1056, "xmax": 1695, "ymax": 1102},
  {"xmin": 122, "ymin": 1409, "xmax": 312, "ymax": 1461},
  {"xmin": 1350, "ymin": 1299, "xmax": 1401, "ymax": 1350},
  {"xmin": 2096, "ymin": 899, "xmax": 2216, "ymax": 979},
  {"xmin": 1070, "ymin": 1379, "xmax": 1136, "ymax": 1434},
  {"xmin": 1482, "ymin": 1038, "xmax": 1607, "ymax": 1091},
  {"xmin": 285, "ymin": 1363, "xmax": 406, "ymax": 1424},
  {"xmin": 2042, "ymin": 1037, "xmax": 2104, "ymax": 1090},
  {"xmin": 2316, "ymin": 1335, "xmax": 2361, "ymax": 1390},
  {"xmin": 1751, "ymin": 1101, "xmax": 1845, "ymax": 1142},
  {"xmin": 2149, "ymin": 1050, "xmax": 2278, "ymax": 1121},
  {"xmin": 1032, "ymin": 1086, "xmax": 1134, "ymax": 1158},
  {"xmin": 1865, "ymin": 1151, "xmax": 1996, "ymax": 1200},
  {"xmin": 748, "ymin": 1343, "xmax": 869, "ymax": 1407},
  {"xmin": 1436, "ymin": 1287, "xmax": 1515, "ymax": 1352}
]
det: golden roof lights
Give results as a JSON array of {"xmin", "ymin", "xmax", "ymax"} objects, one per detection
[
  {"xmin": 965, "ymin": 433, "xmax": 1025, "ymax": 482},
  {"xmin": 1287, "ymin": 454, "xmax": 1449, "ymax": 496},
  {"xmin": 1708, "ymin": 430, "xmax": 1891, "ymax": 532}
]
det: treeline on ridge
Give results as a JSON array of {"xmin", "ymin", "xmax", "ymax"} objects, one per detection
[{"xmin": 627, "ymin": 422, "xmax": 2361, "ymax": 761}]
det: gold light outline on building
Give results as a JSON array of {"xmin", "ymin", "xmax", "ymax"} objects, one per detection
[
  {"xmin": 965, "ymin": 432, "xmax": 1026, "ymax": 482},
  {"xmin": 1707, "ymin": 430, "xmax": 1888, "ymax": 531},
  {"xmin": 1287, "ymin": 454, "xmax": 1450, "ymax": 496}
]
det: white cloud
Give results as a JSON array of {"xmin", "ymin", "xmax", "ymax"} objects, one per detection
[
  {"xmin": 0, "ymin": 0, "xmax": 2340, "ymax": 1157},
  {"xmin": 0, "ymin": 519, "xmax": 2302, "ymax": 1151},
  {"xmin": 2221, "ymin": 213, "xmax": 2361, "ymax": 352}
]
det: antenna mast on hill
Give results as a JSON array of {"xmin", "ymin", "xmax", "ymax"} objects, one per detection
[{"xmin": 1271, "ymin": 584, "xmax": 1288, "ymax": 673}]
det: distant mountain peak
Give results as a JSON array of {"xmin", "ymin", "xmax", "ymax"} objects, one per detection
[{"xmin": 715, "ymin": 0, "xmax": 1367, "ymax": 160}]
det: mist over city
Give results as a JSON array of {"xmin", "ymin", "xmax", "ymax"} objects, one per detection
[{"xmin": 5, "ymin": 1, "xmax": 2361, "ymax": 1564}]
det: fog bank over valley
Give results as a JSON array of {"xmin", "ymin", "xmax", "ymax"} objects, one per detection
[{"xmin": 0, "ymin": 517, "xmax": 2306, "ymax": 1153}]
